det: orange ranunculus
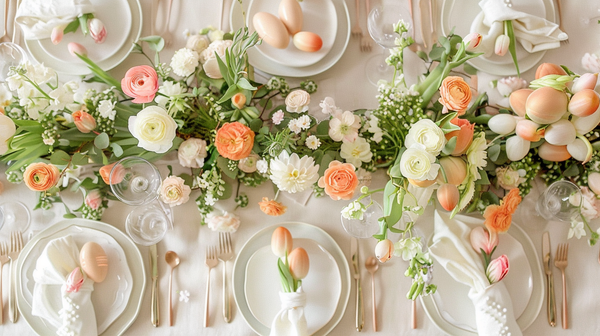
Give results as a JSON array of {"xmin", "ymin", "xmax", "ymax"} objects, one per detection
[
  {"xmin": 439, "ymin": 76, "xmax": 472, "ymax": 115},
  {"xmin": 318, "ymin": 160, "xmax": 359, "ymax": 200},
  {"xmin": 445, "ymin": 118, "xmax": 474, "ymax": 155},
  {"xmin": 215, "ymin": 122, "xmax": 255, "ymax": 161},
  {"xmin": 484, "ymin": 188, "xmax": 522, "ymax": 233},
  {"xmin": 23, "ymin": 162, "xmax": 60, "ymax": 191},
  {"xmin": 99, "ymin": 162, "xmax": 125, "ymax": 185},
  {"xmin": 72, "ymin": 110, "xmax": 96, "ymax": 133},
  {"xmin": 259, "ymin": 197, "xmax": 287, "ymax": 216}
]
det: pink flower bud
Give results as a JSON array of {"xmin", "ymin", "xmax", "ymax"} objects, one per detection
[
  {"xmin": 66, "ymin": 267, "xmax": 85, "ymax": 293},
  {"xmin": 486, "ymin": 255, "xmax": 509, "ymax": 284},
  {"xmin": 271, "ymin": 226, "xmax": 293, "ymax": 258},
  {"xmin": 72, "ymin": 110, "xmax": 96, "ymax": 133},
  {"xmin": 515, "ymin": 119, "xmax": 544, "ymax": 142},
  {"xmin": 494, "ymin": 35, "xmax": 510, "ymax": 56},
  {"xmin": 572, "ymin": 73, "xmax": 598, "ymax": 93},
  {"xmin": 68, "ymin": 42, "xmax": 88, "ymax": 58},
  {"xmin": 51, "ymin": 25, "xmax": 65, "ymax": 45},
  {"xmin": 85, "ymin": 190, "xmax": 102, "ymax": 210},
  {"xmin": 470, "ymin": 226, "xmax": 498, "ymax": 255},
  {"xmin": 375, "ymin": 239, "xmax": 394, "ymax": 263},
  {"xmin": 88, "ymin": 18, "xmax": 107, "ymax": 44},
  {"xmin": 463, "ymin": 32, "xmax": 482, "ymax": 52},
  {"xmin": 288, "ymin": 247, "xmax": 310, "ymax": 280}
]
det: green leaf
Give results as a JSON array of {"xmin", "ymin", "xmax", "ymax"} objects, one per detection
[
  {"xmin": 436, "ymin": 112, "xmax": 458, "ymax": 129},
  {"xmin": 464, "ymin": 63, "xmax": 478, "ymax": 75},
  {"xmin": 505, "ymin": 20, "xmax": 520, "ymax": 77},
  {"xmin": 316, "ymin": 120, "xmax": 330, "ymax": 136},
  {"xmin": 488, "ymin": 144, "xmax": 501, "ymax": 161},
  {"xmin": 442, "ymin": 137, "xmax": 457, "ymax": 155},
  {"xmin": 139, "ymin": 36, "xmax": 165, "ymax": 52},
  {"xmin": 249, "ymin": 118, "xmax": 262, "ymax": 133},
  {"xmin": 481, "ymin": 191, "xmax": 500, "ymax": 206},
  {"xmin": 110, "ymin": 143, "xmax": 124, "ymax": 157},
  {"xmin": 78, "ymin": 15, "xmax": 90, "ymax": 36},
  {"xmin": 416, "ymin": 50, "xmax": 429, "ymax": 62},
  {"xmin": 218, "ymin": 85, "xmax": 240, "ymax": 104},
  {"xmin": 94, "ymin": 132, "xmax": 110, "ymax": 149},
  {"xmin": 237, "ymin": 77, "xmax": 256, "ymax": 91},
  {"xmin": 63, "ymin": 213, "xmax": 78, "ymax": 219},
  {"xmin": 475, "ymin": 169, "xmax": 490, "ymax": 185},
  {"xmin": 71, "ymin": 153, "xmax": 88, "ymax": 167},
  {"xmin": 215, "ymin": 53, "xmax": 233, "ymax": 85},
  {"xmin": 217, "ymin": 156, "xmax": 238, "ymax": 179},
  {"xmin": 50, "ymin": 150, "xmax": 71, "ymax": 166},
  {"xmin": 318, "ymin": 153, "xmax": 334, "ymax": 175},
  {"xmin": 63, "ymin": 19, "xmax": 80, "ymax": 35},
  {"xmin": 563, "ymin": 163, "xmax": 580, "ymax": 177}
]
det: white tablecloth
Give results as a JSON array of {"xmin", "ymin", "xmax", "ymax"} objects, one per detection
[{"xmin": 2, "ymin": 0, "xmax": 600, "ymax": 335}]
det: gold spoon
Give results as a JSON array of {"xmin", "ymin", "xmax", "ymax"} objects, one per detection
[
  {"xmin": 165, "ymin": 251, "xmax": 181, "ymax": 326},
  {"xmin": 365, "ymin": 256, "xmax": 379, "ymax": 332}
]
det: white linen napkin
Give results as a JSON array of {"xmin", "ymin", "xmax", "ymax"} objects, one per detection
[
  {"xmin": 429, "ymin": 211, "xmax": 522, "ymax": 336},
  {"xmin": 470, "ymin": 0, "xmax": 567, "ymax": 57},
  {"xmin": 16, "ymin": 0, "xmax": 94, "ymax": 40},
  {"xmin": 31, "ymin": 235, "xmax": 98, "ymax": 336},
  {"xmin": 270, "ymin": 287, "xmax": 308, "ymax": 336}
]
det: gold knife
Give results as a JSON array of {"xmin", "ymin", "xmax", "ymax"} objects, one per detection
[
  {"xmin": 150, "ymin": 244, "xmax": 160, "ymax": 327},
  {"xmin": 351, "ymin": 237, "xmax": 364, "ymax": 332},
  {"xmin": 542, "ymin": 232, "xmax": 556, "ymax": 327}
]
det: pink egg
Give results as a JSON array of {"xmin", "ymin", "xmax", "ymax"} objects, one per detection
[
  {"xmin": 292, "ymin": 31, "xmax": 323, "ymax": 52},
  {"xmin": 253, "ymin": 12, "xmax": 290, "ymax": 49}
]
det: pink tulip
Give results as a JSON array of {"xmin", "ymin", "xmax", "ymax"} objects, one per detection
[
  {"xmin": 437, "ymin": 183, "xmax": 460, "ymax": 212},
  {"xmin": 72, "ymin": 110, "xmax": 96, "ymax": 133},
  {"xmin": 85, "ymin": 190, "xmax": 102, "ymax": 210},
  {"xmin": 375, "ymin": 239, "xmax": 394, "ymax": 263},
  {"xmin": 494, "ymin": 35, "xmax": 510, "ymax": 56},
  {"xmin": 66, "ymin": 267, "xmax": 85, "ymax": 293},
  {"xmin": 68, "ymin": 42, "xmax": 88, "ymax": 57},
  {"xmin": 572, "ymin": 73, "xmax": 598, "ymax": 93},
  {"xmin": 470, "ymin": 226, "xmax": 498, "ymax": 255},
  {"xmin": 88, "ymin": 18, "xmax": 107, "ymax": 44},
  {"xmin": 288, "ymin": 247, "xmax": 310, "ymax": 280},
  {"xmin": 463, "ymin": 32, "xmax": 482, "ymax": 52},
  {"xmin": 51, "ymin": 25, "xmax": 65, "ymax": 45},
  {"xmin": 271, "ymin": 226, "xmax": 293, "ymax": 258},
  {"xmin": 486, "ymin": 255, "xmax": 509, "ymax": 284},
  {"xmin": 515, "ymin": 119, "xmax": 544, "ymax": 142}
]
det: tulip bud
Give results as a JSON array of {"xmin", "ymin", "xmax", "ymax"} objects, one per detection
[
  {"xmin": 66, "ymin": 267, "xmax": 85, "ymax": 293},
  {"xmin": 535, "ymin": 63, "xmax": 567, "ymax": 79},
  {"xmin": 470, "ymin": 226, "xmax": 499, "ymax": 255},
  {"xmin": 515, "ymin": 119, "xmax": 544, "ymax": 142},
  {"xmin": 438, "ymin": 156, "xmax": 467, "ymax": 185},
  {"xmin": 572, "ymin": 108, "xmax": 600, "ymax": 134},
  {"xmin": 288, "ymin": 247, "xmax": 309, "ymax": 280},
  {"xmin": 88, "ymin": 18, "xmax": 107, "ymax": 44},
  {"xmin": 488, "ymin": 114, "xmax": 517, "ymax": 135},
  {"xmin": 494, "ymin": 35, "xmax": 510, "ymax": 56},
  {"xmin": 509, "ymin": 89, "xmax": 533, "ymax": 117},
  {"xmin": 463, "ymin": 32, "xmax": 482, "ymax": 52},
  {"xmin": 544, "ymin": 119, "xmax": 576, "ymax": 146},
  {"xmin": 408, "ymin": 178, "xmax": 436, "ymax": 188},
  {"xmin": 505, "ymin": 135, "xmax": 530, "ymax": 162},
  {"xmin": 486, "ymin": 255, "xmax": 509, "ymax": 284},
  {"xmin": 51, "ymin": 25, "xmax": 66, "ymax": 45},
  {"xmin": 271, "ymin": 226, "xmax": 293, "ymax": 258},
  {"xmin": 68, "ymin": 42, "xmax": 88, "ymax": 58},
  {"xmin": 72, "ymin": 110, "xmax": 96, "ymax": 133},
  {"xmin": 588, "ymin": 172, "xmax": 600, "ymax": 195},
  {"xmin": 571, "ymin": 73, "xmax": 598, "ymax": 93},
  {"xmin": 100, "ymin": 162, "xmax": 125, "ymax": 185},
  {"xmin": 445, "ymin": 118, "xmax": 474, "ymax": 155},
  {"xmin": 375, "ymin": 239, "xmax": 394, "ymax": 263},
  {"xmin": 203, "ymin": 58, "xmax": 223, "ymax": 79},
  {"xmin": 569, "ymin": 89, "xmax": 600, "ymax": 117},
  {"xmin": 497, "ymin": 77, "xmax": 528, "ymax": 97},
  {"xmin": 231, "ymin": 92, "xmax": 247, "ymax": 109},
  {"xmin": 567, "ymin": 136, "xmax": 593, "ymax": 163},
  {"xmin": 437, "ymin": 183, "xmax": 459, "ymax": 212},
  {"xmin": 538, "ymin": 142, "xmax": 571, "ymax": 162}
]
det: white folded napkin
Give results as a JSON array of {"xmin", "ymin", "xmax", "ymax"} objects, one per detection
[
  {"xmin": 31, "ymin": 236, "xmax": 98, "ymax": 336},
  {"xmin": 429, "ymin": 211, "xmax": 522, "ymax": 336},
  {"xmin": 16, "ymin": 0, "xmax": 94, "ymax": 40},
  {"xmin": 471, "ymin": 0, "xmax": 567, "ymax": 57},
  {"xmin": 270, "ymin": 287, "xmax": 308, "ymax": 336}
]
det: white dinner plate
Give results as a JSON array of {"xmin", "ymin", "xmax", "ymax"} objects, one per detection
[
  {"xmin": 247, "ymin": 0, "xmax": 337, "ymax": 68},
  {"xmin": 245, "ymin": 238, "xmax": 342, "ymax": 334},
  {"xmin": 231, "ymin": 0, "xmax": 350, "ymax": 77},
  {"xmin": 440, "ymin": 0, "xmax": 556, "ymax": 75},
  {"xmin": 233, "ymin": 222, "xmax": 351, "ymax": 336},
  {"xmin": 16, "ymin": 219, "xmax": 146, "ymax": 336},
  {"xmin": 25, "ymin": 0, "xmax": 142, "ymax": 76},
  {"xmin": 421, "ymin": 219, "xmax": 544, "ymax": 335},
  {"xmin": 37, "ymin": 0, "xmax": 132, "ymax": 63}
]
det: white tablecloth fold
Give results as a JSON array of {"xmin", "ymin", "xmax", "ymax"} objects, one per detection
[
  {"xmin": 16, "ymin": 0, "xmax": 94, "ymax": 40},
  {"xmin": 270, "ymin": 287, "xmax": 308, "ymax": 336}
]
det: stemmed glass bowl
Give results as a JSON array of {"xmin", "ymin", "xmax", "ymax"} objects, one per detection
[{"xmin": 536, "ymin": 180, "xmax": 582, "ymax": 222}]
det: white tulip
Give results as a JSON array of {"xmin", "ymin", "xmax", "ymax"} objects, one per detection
[
  {"xmin": 571, "ymin": 108, "xmax": 600, "ymax": 134},
  {"xmin": 488, "ymin": 114, "xmax": 517, "ymax": 135},
  {"xmin": 544, "ymin": 119, "xmax": 577, "ymax": 146},
  {"xmin": 567, "ymin": 138, "xmax": 592, "ymax": 162},
  {"xmin": 506, "ymin": 136, "xmax": 530, "ymax": 162}
]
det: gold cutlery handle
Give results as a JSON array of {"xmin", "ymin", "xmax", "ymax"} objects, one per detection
[
  {"xmin": 547, "ymin": 273, "xmax": 556, "ymax": 327},
  {"xmin": 151, "ymin": 277, "xmax": 159, "ymax": 327},
  {"xmin": 355, "ymin": 278, "xmax": 364, "ymax": 331},
  {"xmin": 561, "ymin": 271, "xmax": 568, "ymax": 329},
  {"xmin": 223, "ymin": 262, "xmax": 231, "ymax": 323},
  {"xmin": 411, "ymin": 299, "xmax": 417, "ymax": 329},
  {"xmin": 204, "ymin": 269, "xmax": 211, "ymax": 327},
  {"xmin": 371, "ymin": 274, "xmax": 377, "ymax": 332},
  {"xmin": 0, "ymin": 261, "xmax": 3, "ymax": 324},
  {"xmin": 168, "ymin": 270, "xmax": 173, "ymax": 326},
  {"xmin": 8, "ymin": 259, "xmax": 17, "ymax": 323}
]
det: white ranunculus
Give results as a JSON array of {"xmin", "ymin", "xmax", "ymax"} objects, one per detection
[
  {"xmin": 170, "ymin": 48, "xmax": 200, "ymax": 77},
  {"xmin": 160, "ymin": 175, "xmax": 191, "ymax": 207},
  {"xmin": 0, "ymin": 113, "xmax": 16, "ymax": 154},
  {"xmin": 269, "ymin": 151, "xmax": 319, "ymax": 193},
  {"xmin": 98, "ymin": 99, "xmax": 116, "ymax": 120},
  {"xmin": 238, "ymin": 153, "xmax": 259, "ymax": 173},
  {"xmin": 178, "ymin": 138, "xmax": 207, "ymax": 168},
  {"xmin": 340, "ymin": 137, "xmax": 373, "ymax": 167},
  {"xmin": 495, "ymin": 166, "xmax": 523, "ymax": 190},
  {"xmin": 285, "ymin": 90, "xmax": 310, "ymax": 113},
  {"xmin": 399, "ymin": 144, "xmax": 440, "ymax": 181},
  {"xmin": 496, "ymin": 77, "xmax": 528, "ymax": 97},
  {"xmin": 405, "ymin": 119, "xmax": 446, "ymax": 156},
  {"xmin": 206, "ymin": 211, "xmax": 240, "ymax": 232},
  {"xmin": 128, "ymin": 106, "xmax": 178, "ymax": 153},
  {"xmin": 186, "ymin": 34, "xmax": 210, "ymax": 54}
]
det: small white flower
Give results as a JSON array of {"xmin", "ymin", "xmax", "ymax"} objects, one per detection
[
  {"xmin": 269, "ymin": 151, "xmax": 319, "ymax": 193},
  {"xmin": 305, "ymin": 135, "xmax": 321, "ymax": 150},
  {"xmin": 394, "ymin": 237, "xmax": 423, "ymax": 261},
  {"xmin": 170, "ymin": 48, "xmax": 200, "ymax": 77},
  {"xmin": 155, "ymin": 81, "xmax": 185, "ymax": 107},
  {"xmin": 341, "ymin": 200, "xmax": 367, "ymax": 220},
  {"xmin": 319, "ymin": 97, "xmax": 337, "ymax": 114},
  {"xmin": 297, "ymin": 115, "xmax": 311, "ymax": 130},
  {"xmin": 405, "ymin": 119, "xmax": 446, "ymax": 156},
  {"xmin": 340, "ymin": 137, "xmax": 373, "ymax": 167},
  {"xmin": 582, "ymin": 53, "xmax": 600, "ymax": 73},
  {"xmin": 568, "ymin": 221, "xmax": 586, "ymax": 239},
  {"xmin": 179, "ymin": 290, "xmax": 190, "ymax": 302},
  {"xmin": 285, "ymin": 90, "xmax": 310, "ymax": 113},
  {"xmin": 272, "ymin": 110, "xmax": 284, "ymax": 125},
  {"xmin": 206, "ymin": 211, "xmax": 240, "ymax": 232},
  {"xmin": 0, "ymin": 83, "xmax": 12, "ymax": 107},
  {"xmin": 367, "ymin": 116, "xmax": 383, "ymax": 143},
  {"xmin": 98, "ymin": 99, "xmax": 116, "ymax": 120},
  {"xmin": 399, "ymin": 143, "xmax": 440, "ymax": 181},
  {"xmin": 43, "ymin": 138, "xmax": 55, "ymax": 146},
  {"xmin": 256, "ymin": 159, "xmax": 269, "ymax": 174},
  {"xmin": 497, "ymin": 77, "xmax": 528, "ymax": 97},
  {"xmin": 329, "ymin": 110, "xmax": 361, "ymax": 142},
  {"xmin": 49, "ymin": 81, "xmax": 78, "ymax": 111},
  {"xmin": 205, "ymin": 193, "xmax": 217, "ymax": 206},
  {"xmin": 288, "ymin": 119, "xmax": 302, "ymax": 134},
  {"xmin": 208, "ymin": 29, "xmax": 224, "ymax": 42}
]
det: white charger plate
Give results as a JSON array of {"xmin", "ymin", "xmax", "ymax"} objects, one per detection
[
  {"xmin": 16, "ymin": 219, "xmax": 146, "ymax": 336},
  {"xmin": 233, "ymin": 222, "xmax": 350, "ymax": 336},
  {"xmin": 231, "ymin": 0, "xmax": 349, "ymax": 77},
  {"xmin": 247, "ymin": 0, "xmax": 337, "ymax": 68},
  {"xmin": 441, "ymin": 0, "xmax": 556, "ymax": 75},
  {"xmin": 25, "ymin": 0, "xmax": 142, "ymax": 76},
  {"xmin": 37, "ymin": 0, "xmax": 132, "ymax": 63},
  {"xmin": 245, "ymin": 238, "xmax": 342, "ymax": 334},
  {"xmin": 421, "ymin": 219, "xmax": 544, "ymax": 335}
]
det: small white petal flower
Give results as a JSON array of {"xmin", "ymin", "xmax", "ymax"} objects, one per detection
[
  {"xmin": 319, "ymin": 97, "xmax": 336, "ymax": 114},
  {"xmin": 328, "ymin": 110, "xmax": 361, "ymax": 142},
  {"xmin": 170, "ymin": 48, "xmax": 200, "ymax": 77},
  {"xmin": 288, "ymin": 119, "xmax": 302, "ymax": 134},
  {"xmin": 297, "ymin": 115, "xmax": 311, "ymax": 130},
  {"xmin": 340, "ymin": 137, "xmax": 373, "ymax": 167},
  {"xmin": 256, "ymin": 159, "xmax": 269, "ymax": 174},
  {"xmin": 272, "ymin": 110, "xmax": 284, "ymax": 125},
  {"xmin": 269, "ymin": 151, "xmax": 319, "ymax": 193},
  {"xmin": 568, "ymin": 221, "xmax": 586, "ymax": 239},
  {"xmin": 305, "ymin": 135, "xmax": 321, "ymax": 150},
  {"xmin": 98, "ymin": 99, "xmax": 116, "ymax": 120}
]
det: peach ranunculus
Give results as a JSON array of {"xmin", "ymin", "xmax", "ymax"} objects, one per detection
[
  {"xmin": 445, "ymin": 118, "xmax": 474, "ymax": 155},
  {"xmin": 259, "ymin": 197, "xmax": 287, "ymax": 216},
  {"xmin": 483, "ymin": 188, "xmax": 522, "ymax": 233},
  {"xmin": 72, "ymin": 110, "xmax": 96, "ymax": 133},
  {"xmin": 438, "ymin": 76, "xmax": 472, "ymax": 115},
  {"xmin": 215, "ymin": 122, "xmax": 255, "ymax": 161},
  {"xmin": 99, "ymin": 162, "xmax": 125, "ymax": 185},
  {"xmin": 121, "ymin": 65, "xmax": 159, "ymax": 103},
  {"xmin": 318, "ymin": 160, "xmax": 359, "ymax": 201},
  {"xmin": 160, "ymin": 176, "xmax": 191, "ymax": 207},
  {"xmin": 23, "ymin": 162, "xmax": 60, "ymax": 191}
]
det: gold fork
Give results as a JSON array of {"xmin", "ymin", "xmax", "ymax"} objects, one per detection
[
  {"xmin": 351, "ymin": 0, "xmax": 363, "ymax": 38},
  {"xmin": 360, "ymin": 0, "xmax": 372, "ymax": 52},
  {"xmin": 554, "ymin": 243, "xmax": 569, "ymax": 329},
  {"xmin": 555, "ymin": 0, "xmax": 568, "ymax": 44},
  {"xmin": 0, "ymin": 242, "xmax": 9, "ymax": 324},
  {"xmin": 7, "ymin": 231, "xmax": 23, "ymax": 323},
  {"xmin": 204, "ymin": 246, "xmax": 218, "ymax": 327}
]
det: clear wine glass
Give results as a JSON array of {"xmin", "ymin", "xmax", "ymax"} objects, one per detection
[
  {"xmin": 365, "ymin": 1, "xmax": 412, "ymax": 86},
  {"xmin": 110, "ymin": 156, "xmax": 162, "ymax": 206},
  {"xmin": 0, "ymin": 201, "xmax": 31, "ymax": 239},
  {"xmin": 340, "ymin": 196, "xmax": 382, "ymax": 238},
  {"xmin": 0, "ymin": 42, "xmax": 27, "ymax": 81},
  {"xmin": 536, "ymin": 180, "xmax": 582, "ymax": 222},
  {"xmin": 125, "ymin": 202, "xmax": 170, "ymax": 246}
]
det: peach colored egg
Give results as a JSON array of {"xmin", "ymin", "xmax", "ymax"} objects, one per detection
[
  {"xmin": 292, "ymin": 31, "xmax": 323, "ymax": 52},
  {"xmin": 253, "ymin": 12, "xmax": 290, "ymax": 49},
  {"xmin": 525, "ymin": 87, "xmax": 568, "ymax": 124},
  {"xmin": 568, "ymin": 89, "xmax": 600, "ymax": 117},
  {"xmin": 80, "ymin": 242, "xmax": 109, "ymax": 283},
  {"xmin": 515, "ymin": 119, "xmax": 544, "ymax": 142},
  {"xmin": 279, "ymin": 0, "xmax": 303, "ymax": 35},
  {"xmin": 535, "ymin": 63, "xmax": 567, "ymax": 79},
  {"xmin": 538, "ymin": 142, "xmax": 571, "ymax": 162},
  {"xmin": 509, "ymin": 89, "xmax": 533, "ymax": 117}
]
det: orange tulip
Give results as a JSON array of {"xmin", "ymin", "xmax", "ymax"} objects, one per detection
[
  {"xmin": 271, "ymin": 227, "xmax": 293, "ymax": 258},
  {"xmin": 535, "ymin": 63, "xmax": 567, "ymax": 79},
  {"xmin": 99, "ymin": 162, "xmax": 125, "ymax": 185},
  {"xmin": 72, "ymin": 110, "xmax": 96, "ymax": 133},
  {"xmin": 437, "ymin": 183, "xmax": 459, "ymax": 211},
  {"xmin": 375, "ymin": 239, "xmax": 394, "ymax": 263},
  {"xmin": 231, "ymin": 92, "xmax": 247, "ymax": 109},
  {"xmin": 288, "ymin": 247, "xmax": 310, "ymax": 280},
  {"xmin": 445, "ymin": 118, "xmax": 474, "ymax": 155}
]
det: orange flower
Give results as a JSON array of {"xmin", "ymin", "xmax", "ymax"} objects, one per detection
[
  {"xmin": 484, "ymin": 188, "xmax": 522, "ymax": 233},
  {"xmin": 99, "ymin": 162, "xmax": 125, "ymax": 185},
  {"xmin": 215, "ymin": 122, "xmax": 255, "ymax": 161},
  {"xmin": 439, "ymin": 76, "xmax": 472, "ymax": 115},
  {"xmin": 259, "ymin": 197, "xmax": 287, "ymax": 216},
  {"xmin": 318, "ymin": 160, "xmax": 359, "ymax": 200},
  {"xmin": 72, "ymin": 110, "xmax": 96, "ymax": 133},
  {"xmin": 23, "ymin": 162, "xmax": 60, "ymax": 191},
  {"xmin": 445, "ymin": 118, "xmax": 474, "ymax": 155}
]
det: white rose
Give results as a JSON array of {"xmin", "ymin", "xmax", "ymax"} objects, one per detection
[
  {"xmin": 200, "ymin": 40, "xmax": 233, "ymax": 64},
  {"xmin": 495, "ymin": 166, "xmax": 523, "ymax": 190},
  {"xmin": 0, "ymin": 113, "xmax": 16, "ymax": 154},
  {"xmin": 208, "ymin": 29, "xmax": 225, "ymax": 42},
  {"xmin": 128, "ymin": 106, "xmax": 178, "ymax": 153},
  {"xmin": 582, "ymin": 53, "xmax": 600, "ymax": 73},
  {"xmin": 186, "ymin": 34, "xmax": 210, "ymax": 54},
  {"xmin": 178, "ymin": 138, "xmax": 208, "ymax": 168},
  {"xmin": 405, "ymin": 119, "xmax": 446, "ymax": 156},
  {"xmin": 98, "ymin": 99, "xmax": 116, "ymax": 120},
  {"xmin": 285, "ymin": 90, "xmax": 310, "ymax": 113},
  {"xmin": 160, "ymin": 175, "xmax": 191, "ymax": 207},
  {"xmin": 170, "ymin": 48, "xmax": 200, "ymax": 77},
  {"xmin": 238, "ymin": 153, "xmax": 259, "ymax": 173},
  {"xmin": 399, "ymin": 144, "xmax": 440, "ymax": 181},
  {"xmin": 497, "ymin": 77, "xmax": 528, "ymax": 97},
  {"xmin": 206, "ymin": 211, "xmax": 240, "ymax": 232}
]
